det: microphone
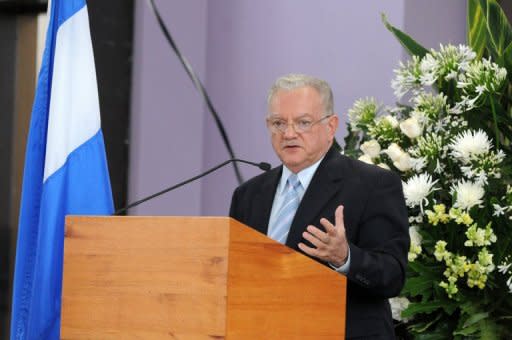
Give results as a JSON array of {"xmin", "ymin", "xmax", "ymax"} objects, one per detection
[{"xmin": 114, "ymin": 158, "xmax": 271, "ymax": 215}]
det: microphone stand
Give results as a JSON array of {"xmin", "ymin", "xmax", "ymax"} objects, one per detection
[{"xmin": 115, "ymin": 159, "xmax": 270, "ymax": 215}]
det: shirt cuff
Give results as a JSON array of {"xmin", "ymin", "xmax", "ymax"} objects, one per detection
[{"xmin": 329, "ymin": 247, "xmax": 351, "ymax": 274}]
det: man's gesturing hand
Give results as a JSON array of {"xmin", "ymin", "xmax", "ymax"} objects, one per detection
[{"xmin": 298, "ymin": 205, "xmax": 349, "ymax": 267}]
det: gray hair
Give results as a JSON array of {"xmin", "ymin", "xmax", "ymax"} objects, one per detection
[{"xmin": 267, "ymin": 73, "xmax": 334, "ymax": 115}]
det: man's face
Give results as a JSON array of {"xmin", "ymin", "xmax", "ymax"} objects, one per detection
[{"xmin": 268, "ymin": 86, "xmax": 338, "ymax": 173}]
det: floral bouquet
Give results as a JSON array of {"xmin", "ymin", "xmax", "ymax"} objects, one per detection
[{"xmin": 342, "ymin": 1, "xmax": 512, "ymax": 338}]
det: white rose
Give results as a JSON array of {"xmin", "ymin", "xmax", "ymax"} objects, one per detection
[
  {"xmin": 358, "ymin": 154, "xmax": 374, "ymax": 164},
  {"xmin": 377, "ymin": 163, "xmax": 391, "ymax": 170},
  {"xmin": 393, "ymin": 152, "xmax": 413, "ymax": 172},
  {"xmin": 389, "ymin": 296, "xmax": 410, "ymax": 321},
  {"xmin": 400, "ymin": 117, "xmax": 422, "ymax": 139},
  {"xmin": 360, "ymin": 140, "xmax": 381, "ymax": 159},
  {"xmin": 384, "ymin": 143, "xmax": 404, "ymax": 162},
  {"xmin": 383, "ymin": 115, "xmax": 399, "ymax": 128}
]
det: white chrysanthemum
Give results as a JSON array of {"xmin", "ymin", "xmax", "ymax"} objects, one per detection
[
  {"xmin": 389, "ymin": 297, "xmax": 411, "ymax": 322},
  {"xmin": 360, "ymin": 140, "xmax": 381, "ymax": 158},
  {"xmin": 449, "ymin": 129, "xmax": 492, "ymax": 163},
  {"xmin": 403, "ymin": 173, "xmax": 439, "ymax": 212},
  {"xmin": 451, "ymin": 180, "xmax": 485, "ymax": 210}
]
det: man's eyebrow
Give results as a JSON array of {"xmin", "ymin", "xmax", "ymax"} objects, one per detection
[{"xmin": 268, "ymin": 113, "xmax": 314, "ymax": 119}]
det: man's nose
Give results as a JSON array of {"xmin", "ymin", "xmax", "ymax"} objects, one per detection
[{"xmin": 283, "ymin": 122, "xmax": 298, "ymax": 138}]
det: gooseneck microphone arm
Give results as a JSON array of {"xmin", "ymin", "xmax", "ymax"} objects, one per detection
[{"xmin": 114, "ymin": 159, "xmax": 271, "ymax": 215}]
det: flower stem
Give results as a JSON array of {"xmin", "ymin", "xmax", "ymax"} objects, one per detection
[{"xmin": 489, "ymin": 95, "xmax": 500, "ymax": 149}]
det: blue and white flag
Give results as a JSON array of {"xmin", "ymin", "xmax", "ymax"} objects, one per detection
[{"xmin": 10, "ymin": 0, "xmax": 114, "ymax": 339}]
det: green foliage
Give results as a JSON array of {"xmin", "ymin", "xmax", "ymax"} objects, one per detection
[
  {"xmin": 476, "ymin": 0, "xmax": 512, "ymax": 68},
  {"xmin": 468, "ymin": 0, "xmax": 488, "ymax": 59},
  {"xmin": 381, "ymin": 14, "xmax": 429, "ymax": 58}
]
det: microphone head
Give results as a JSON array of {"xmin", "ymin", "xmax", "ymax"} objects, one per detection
[{"xmin": 259, "ymin": 162, "xmax": 271, "ymax": 171}]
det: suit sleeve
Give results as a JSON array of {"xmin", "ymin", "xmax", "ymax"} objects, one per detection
[
  {"xmin": 229, "ymin": 186, "xmax": 242, "ymax": 221},
  {"xmin": 346, "ymin": 169, "xmax": 410, "ymax": 298}
]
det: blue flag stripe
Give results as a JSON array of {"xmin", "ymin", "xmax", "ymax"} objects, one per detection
[{"xmin": 10, "ymin": 0, "xmax": 114, "ymax": 338}]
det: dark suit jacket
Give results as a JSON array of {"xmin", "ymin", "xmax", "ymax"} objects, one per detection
[{"xmin": 229, "ymin": 146, "xmax": 410, "ymax": 339}]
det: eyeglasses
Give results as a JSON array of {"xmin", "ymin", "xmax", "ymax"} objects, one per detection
[{"xmin": 266, "ymin": 115, "xmax": 332, "ymax": 134}]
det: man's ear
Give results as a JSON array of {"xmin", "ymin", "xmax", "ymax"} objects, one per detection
[{"xmin": 328, "ymin": 114, "xmax": 339, "ymax": 138}]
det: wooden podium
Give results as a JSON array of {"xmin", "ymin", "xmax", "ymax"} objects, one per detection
[{"xmin": 61, "ymin": 216, "xmax": 346, "ymax": 339}]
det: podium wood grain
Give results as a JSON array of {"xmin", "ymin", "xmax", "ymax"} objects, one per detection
[{"xmin": 61, "ymin": 216, "xmax": 345, "ymax": 339}]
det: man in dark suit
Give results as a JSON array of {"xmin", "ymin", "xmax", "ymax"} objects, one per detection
[{"xmin": 230, "ymin": 74, "xmax": 410, "ymax": 339}]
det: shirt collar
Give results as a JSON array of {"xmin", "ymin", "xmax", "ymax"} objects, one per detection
[{"xmin": 279, "ymin": 156, "xmax": 325, "ymax": 194}]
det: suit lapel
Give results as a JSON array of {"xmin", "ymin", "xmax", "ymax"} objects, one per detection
[
  {"xmin": 251, "ymin": 166, "xmax": 282, "ymax": 235},
  {"xmin": 286, "ymin": 147, "xmax": 345, "ymax": 248}
]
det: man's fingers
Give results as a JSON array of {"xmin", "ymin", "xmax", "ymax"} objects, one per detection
[
  {"xmin": 335, "ymin": 205, "xmax": 344, "ymax": 229},
  {"xmin": 319, "ymin": 218, "xmax": 336, "ymax": 235},
  {"xmin": 306, "ymin": 225, "xmax": 330, "ymax": 243},
  {"xmin": 298, "ymin": 242, "xmax": 317, "ymax": 255},
  {"xmin": 302, "ymin": 230, "xmax": 325, "ymax": 248}
]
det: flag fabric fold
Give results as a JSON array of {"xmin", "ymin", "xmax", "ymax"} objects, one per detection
[{"xmin": 10, "ymin": 0, "xmax": 114, "ymax": 338}]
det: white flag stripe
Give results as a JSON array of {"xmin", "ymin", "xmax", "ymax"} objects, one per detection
[{"xmin": 44, "ymin": 6, "xmax": 101, "ymax": 181}]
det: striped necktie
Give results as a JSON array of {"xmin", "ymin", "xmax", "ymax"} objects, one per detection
[{"xmin": 268, "ymin": 174, "xmax": 303, "ymax": 244}]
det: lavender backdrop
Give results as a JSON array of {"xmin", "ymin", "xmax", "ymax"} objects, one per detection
[{"xmin": 128, "ymin": 0, "xmax": 466, "ymax": 216}]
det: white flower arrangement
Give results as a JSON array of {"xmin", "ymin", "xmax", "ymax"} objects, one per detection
[{"xmin": 343, "ymin": 33, "xmax": 512, "ymax": 338}]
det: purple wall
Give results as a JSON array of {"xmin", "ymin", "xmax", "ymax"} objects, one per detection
[
  {"xmin": 129, "ymin": 0, "xmax": 466, "ymax": 216},
  {"xmin": 129, "ymin": 0, "xmax": 208, "ymax": 215}
]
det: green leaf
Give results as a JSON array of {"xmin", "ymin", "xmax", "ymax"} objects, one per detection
[
  {"xmin": 401, "ymin": 301, "xmax": 444, "ymax": 318},
  {"xmin": 407, "ymin": 261, "xmax": 439, "ymax": 278},
  {"xmin": 409, "ymin": 312, "xmax": 443, "ymax": 333},
  {"xmin": 402, "ymin": 276, "xmax": 433, "ymax": 297},
  {"xmin": 414, "ymin": 332, "xmax": 451, "ymax": 340},
  {"xmin": 454, "ymin": 318, "xmax": 501, "ymax": 339},
  {"xmin": 478, "ymin": 0, "xmax": 512, "ymax": 63},
  {"xmin": 442, "ymin": 300, "xmax": 458, "ymax": 315},
  {"xmin": 453, "ymin": 322, "xmax": 480, "ymax": 336},
  {"xmin": 467, "ymin": 0, "xmax": 488, "ymax": 59},
  {"xmin": 463, "ymin": 312, "xmax": 489, "ymax": 328},
  {"xmin": 381, "ymin": 13, "xmax": 429, "ymax": 58},
  {"xmin": 502, "ymin": 42, "xmax": 512, "ymax": 82},
  {"xmin": 410, "ymin": 321, "xmax": 453, "ymax": 339},
  {"xmin": 479, "ymin": 319, "xmax": 501, "ymax": 340}
]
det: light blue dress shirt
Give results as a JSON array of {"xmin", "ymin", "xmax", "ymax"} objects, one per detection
[{"xmin": 267, "ymin": 157, "xmax": 350, "ymax": 274}]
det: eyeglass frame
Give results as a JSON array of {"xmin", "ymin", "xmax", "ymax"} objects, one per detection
[{"xmin": 266, "ymin": 114, "xmax": 334, "ymax": 134}]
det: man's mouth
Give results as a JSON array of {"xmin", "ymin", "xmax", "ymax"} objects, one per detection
[{"xmin": 283, "ymin": 144, "xmax": 300, "ymax": 149}]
